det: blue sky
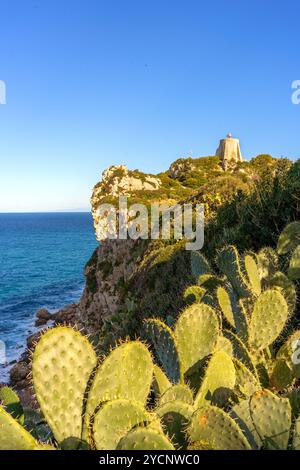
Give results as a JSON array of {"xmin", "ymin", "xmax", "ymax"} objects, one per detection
[{"xmin": 0, "ymin": 0, "xmax": 300, "ymax": 212}]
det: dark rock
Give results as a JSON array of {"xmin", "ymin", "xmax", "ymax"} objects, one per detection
[
  {"xmin": 27, "ymin": 331, "xmax": 44, "ymax": 351},
  {"xmin": 54, "ymin": 303, "xmax": 77, "ymax": 325},
  {"xmin": 35, "ymin": 318, "xmax": 48, "ymax": 327},
  {"xmin": 10, "ymin": 362, "xmax": 29, "ymax": 384},
  {"xmin": 36, "ymin": 308, "xmax": 52, "ymax": 321}
]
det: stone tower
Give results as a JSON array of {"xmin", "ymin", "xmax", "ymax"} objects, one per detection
[{"xmin": 216, "ymin": 133, "xmax": 243, "ymax": 170}]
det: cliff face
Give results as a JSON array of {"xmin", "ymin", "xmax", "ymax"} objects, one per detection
[{"xmin": 76, "ymin": 156, "xmax": 254, "ymax": 348}]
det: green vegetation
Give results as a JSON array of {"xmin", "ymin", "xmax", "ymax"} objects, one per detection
[{"xmin": 2, "ymin": 222, "xmax": 300, "ymax": 450}]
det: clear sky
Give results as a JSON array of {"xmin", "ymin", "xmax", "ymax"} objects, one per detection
[{"xmin": 0, "ymin": 0, "xmax": 300, "ymax": 212}]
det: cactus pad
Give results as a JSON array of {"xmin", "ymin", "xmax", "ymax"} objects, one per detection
[
  {"xmin": 0, "ymin": 386, "xmax": 24, "ymax": 424},
  {"xmin": 188, "ymin": 406, "xmax": 251, "ymax": 450},
  {"xmin": 215, "ymin": 335, "xmax": 233, "ymax": 355},
  {"xmin": 152, "ymin": 365, "xmax": 171, "ymax": 398},
  {"xmin": 217, "ymin": 286, "xmax": 235, "ymax": 327},
  {"xmin": 174, "ymin": 303, "xmax": 219, "ymax": 375},
  {"xmin": 248, "ymin": 290, "xmax": 289, "ymax": 350},
  {"xmin": 183, "ymin": 285, "xmax": 206, "ymax": 304},
  {"xmin": 230, "ymin": 399, "xmax": 261, "ymax": 449},
  {"xmin": 223, "ymin": 330, "xmax": 257, "ymax": 376},
  {"xmin": 268, "ymin": 271, "xmax": 296, "ymax": 313},
  {"xmin": 84, "ymin": 341, "xmax": 153, "ymax": 438},
  {"xmin": 277, "ymin": 221, "xmax": 300, "ymax": 255},
  {"xmin": 216, "ymin": 245, "xmax": 250, "ymax": 298},
  {"xmin": 117, "ymin": 427, "xmax": 175, "ymax": 450},
  {"xmin": 198, "ymin": 274, "xmax": 223, "ymax": 292},
  {"xmin": 194, "ymin": 351, "xmax": 235, "ymax": 408},
  {"xmin": 159, "ymin": 384, "xmax": 194, "ymax": 406},
  {"xmin": 144, "ymin": 319, "xmax": 181, "ymax": 383},
  {"xmin": 257, "ymin": 247, "xmax": 278, "ymax": 280},
  {"xmin": 191, "ymin": 251, "xmax": 211, "ymax": 279},
  {"xmin": 156, "ymin": 400, "xmax": 193, "ymax": 448},
  {"xmin": 270, "ymin": 359, "xmax": 294, "ymax": 390},
  {"xmin": 0, "ymin": 406, "xmax": 37, "ymax": 450},
  {"xmin": 32, "ymin": 326, "xmax": 97, "ymax": 443},
  {"xmin": 249, "ymin": 389, "xmax": 291, "ymax": 449},
  {"xmin": 244, "ymin": 254, "xmax": 261, "ymax": 296},
  {"xmin": 233, "ymin": 359, "xmax": 260, "ymax": 398},
  {"xmin": 92, "ymin": 399, "xmax": 151, "ymax": 450}
]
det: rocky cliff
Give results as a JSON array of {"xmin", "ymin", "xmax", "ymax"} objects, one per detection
[
  {"xmin": 10, "ymin": 152, "xmax": 295, "ymax": 405},
  {"xmin": 76, "ymin": 156, "xmax": 254, "ymax": 348}
]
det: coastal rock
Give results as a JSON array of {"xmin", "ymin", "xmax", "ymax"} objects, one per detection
[
  {"xmin": 27, "ymin": 331, "xmax": 44, "ymax": 351},
  {"xmin": 54, "ymin": 303, "xmax": 78, "ymax": 325},
  {"xmin": 10, "ymin": 361, "xmax": 30, "ymax": 383},
  {"xmin": 36, "ymin": 307, "xmax": 52, "ymax": 321}
]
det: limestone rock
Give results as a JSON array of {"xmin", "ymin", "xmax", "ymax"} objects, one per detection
[{"xmin": 91, "ymin": 165, "xmax": 161, "ymax": 243}]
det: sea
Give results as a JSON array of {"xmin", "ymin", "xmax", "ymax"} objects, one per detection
[{"xmin": 0, "ymin": 212, "xmax": 97, "ymax": 382}]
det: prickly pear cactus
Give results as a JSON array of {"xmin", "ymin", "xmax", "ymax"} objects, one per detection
[
  {"xmin": 249, "ymin": 389, "xmax": 291, "ymax": 450},
  {"xmin": 0, "ymin": 386, "xmax": 24, "ymax": 424},
  {"xmin": 215, "ymin": 335, "xmax": 233, "ymax": 355},
  {"xmin": 159, "ymin": 384, "xmax": 194, "ymax": 406},
  {"xmin": 270, "ymin": 359, "xmax": 294, "ymax": 391},
  {"xmin": 217, "ymin": 286, "xmax": 248, "ymax": 340},
  {"xmin": 191, "ymin": 251, "xmax": 211, "ymax": 279},
  {"xmin": 144, "ymin": 319, "xmax": 181, "ymax": 383},
  {"xmin": 267, "ymin": 271, "xmax": 296, "ymax": 313},
  {"xmin": 248, "ymin": 290, "xmax": 288, "ymax": 350},
  {"xmin": 183, "ymin": 285, "xmax": 206, "ymax": 304},
  {"xmin": 223, "ymin": 330, "xmax": 257, "ymax": 377},
  {"xmin": 216, "ymin": 245, "xmax": 250, "ymax": 298},
  {"xmin": 230, "ymin": 399, "xmax": 261, "ymax": 449},
  {"xmin": 92, "ymin": 399, "xmax": 151, "ymax": 450},
  {"xmin": 217, "ymin": 286, "xmax": 235, "ymax": 327},
  {"xmin": 244, "ymin": 254, "xmax": 261, "ymax": 296},
  {"xmin": 84, "ymin": 341, "xmax": 153, "ymax": 439},
  {"xmin": 174, "ymin": 303, "xmax": 219, "ymax": 375},
  {"xmin": 117, "ymin": 427, "xmax": 175, "ymax": 450},
  {"xmin": 0, "ymin": 406, "xmax": 37, "ymax": 450},
  {"xmin": 188, "ymin": 406, "xmax": 251, "ymax": 450},
  {"xmin": 277, "ymin": 221, "xmax": 300, "ymax": 255},
  {"xmin": 156, "ymin": 400, "xmax": 194, "ymax": 449},
  {"xmin": 233, "ymin": 358, "xmax": 260, "ymax": 398},
  {"xmin": 256, "ymin": 247, "xmax": 278, "ymax": 280},
  {"xmin": 32, "ymin": 326, "xmax": 97, "ymax": 443},
  {"xmin": 152, "ymin": 365, "xmax": 171, "ymax": 398},
  {"xmin": 194, "ymin": 351, "xmax": 235, "ymax": 408},
  {"xmin": 197, "ymin": 274, "xmax": 223, "ymax": 292}
]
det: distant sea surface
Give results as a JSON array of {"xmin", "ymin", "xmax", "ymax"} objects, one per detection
[{"xmin": 0, "ymin": 213, "xmax": 97, "ymax": 382}]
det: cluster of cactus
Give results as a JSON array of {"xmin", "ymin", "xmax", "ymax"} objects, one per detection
[{"xmin": 1, "ymin": 221, "xmax": 300, "ymax": 450}]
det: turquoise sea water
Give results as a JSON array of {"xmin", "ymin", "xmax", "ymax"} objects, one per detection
[{"xmin": 0, "ymin": 213, "xmax": 97, "ymax": 381}]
